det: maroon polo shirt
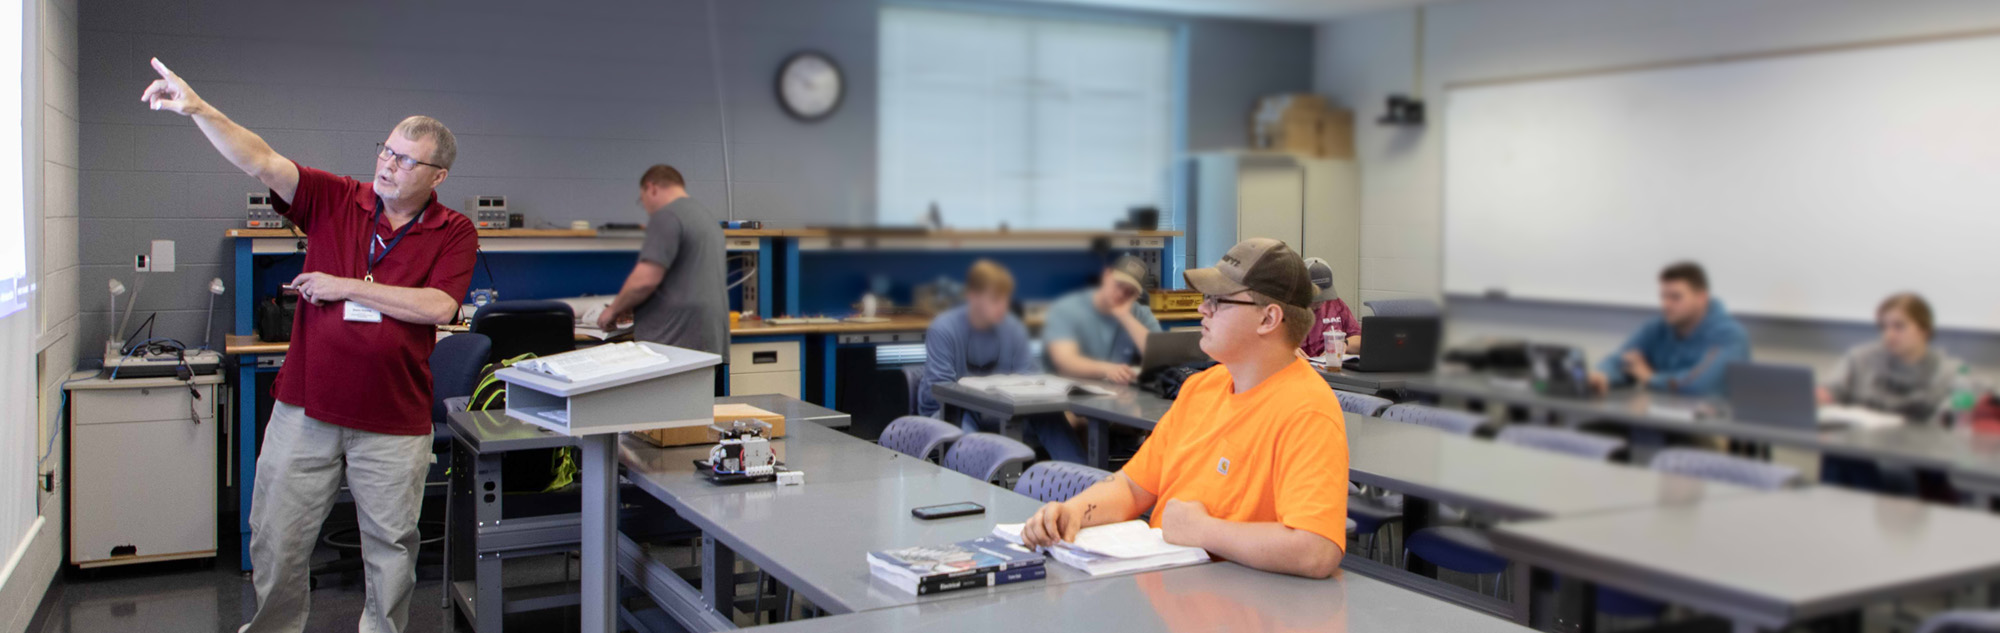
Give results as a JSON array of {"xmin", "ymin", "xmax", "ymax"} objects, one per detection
[{"xmin": 270, "ymin": 162, "xmax": 479, "ymax": 436}]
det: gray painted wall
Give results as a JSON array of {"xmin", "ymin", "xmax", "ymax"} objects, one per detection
[
  {"xmin": 74, "ymin": 0, "xmax": 1310, "ymax": 352},
  {"xmin": 1314, "ymin": 0, "xmax": 2000, "ymax": 377}
]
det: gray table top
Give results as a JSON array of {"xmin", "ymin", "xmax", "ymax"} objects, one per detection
[
  {"xmin": 1320, "ymin": 368, "xmax": 1430, "ymax": 393},
  {"xmin": 667, "ymin": 474, "xmax": 1107, "ymax": 615},
  {"xmin": 1067, "ymin": 390, "xmax": 1175, "ymax": 432},
  {"xmin": 1412, "ymin": 372, "xmax": 2000, "ymax": 482},
  {"xmin": 447, "ymin": 394, "xmax": 850, "ymax": 453},
  {"xmin": 746, "ymin": 562, "xmax": 1533, "ymax": 633},
  {"xmin": 722, "ymin": 394, "xmax": 851, "ymax": 429},
  {"xmin": 618, "ymin": 421, "xmax": 943, "ymax": 502},
  {"xmin": 927, "ymin": 381, "xmax": 1077, "ymax": 418},
  {"xmin": 1491, "ymin": 485, "xmax": 2000, "ymax": 628},
  {"xmin": 1348, "ymin": 417, "xmax": 1762, "ymax": 519}
]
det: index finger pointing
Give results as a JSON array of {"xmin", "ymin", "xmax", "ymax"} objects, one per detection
[{"xmin": 150, "ymin": 57, "xmax": 175, "ymax": 80}]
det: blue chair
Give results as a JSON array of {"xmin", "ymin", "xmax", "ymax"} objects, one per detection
[
  {"xmin": 902, "ymin": 364, "xmax": 926, "ymax": 417},
  {"xmin": 880, "ymin": 416, "xmax": 962, "ymax": 462},
  {"xmin": 1650, "ymin": 448, "xmax": 1800, "ymax": 491},
  {"xmin": 1381, "ymin": 403, "xmax": 1484, "ymax": 436},
  {"xmin": 943, "ymin": 433, "xmax": 1037, "ymax": 486},
  {"xmin": 1013, "ymin": 461, "xmax": 1114, "ymax": 503},
  {"xmin": 431, "ymin": 333, "xmax": 492, "ymax": 427},
  {"xmin": 1404, "ymin": 426, "xmax": 1627, "ymax": 598},
  {"xmin": 1583, "ymin": 449, "xmax": 1803, "ymax": 619},
  {"xmin": 1496, "ymin": 425, "xmax": 1624, "ymax": 461},
  {"xmin": 1363, "ymin": 298, "xmax": 1440, "ymax": 317},
  {"xmin": 1918, "ymin": 610, "xmax": 2000, "ymax": 633},
  {"xmin": 1336, "ymin": 391, "xmax": 1394, "ymax": 417}
]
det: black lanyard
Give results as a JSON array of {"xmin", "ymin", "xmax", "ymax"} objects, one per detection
[{"xmin": 365, "ymin": 195, "xmax": 421, "ymax": 283}]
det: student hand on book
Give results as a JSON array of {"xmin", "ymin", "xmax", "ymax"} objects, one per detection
[
  {"xmin": 595, "ymin": 307, "xmax": 628, "ymax": 332},
  {"xmin": 1022, "ymin": 501, "xmax": 1084, "ymax": 548},
  {"xmin": 1160, "ymin": 499, "xmax": 1213, "ymax": 549}
]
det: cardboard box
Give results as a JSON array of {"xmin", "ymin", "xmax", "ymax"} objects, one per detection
[
  {"xmin": 636, "ymin": 403, "xmax": 786, "ymax": 447},
  {"xmin": 1248, "ymin": 93, "xmax": 1353, "ymax": 159}
]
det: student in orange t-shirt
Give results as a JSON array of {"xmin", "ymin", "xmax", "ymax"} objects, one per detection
[{"xmin": 1021, "ymin": 238, "xmax": 1350, "ymax": 579}]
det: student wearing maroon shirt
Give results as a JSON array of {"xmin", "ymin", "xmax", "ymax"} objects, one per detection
[{"xmin": 143, "ymin": 58, "xmax": 476, "ymax": 633}]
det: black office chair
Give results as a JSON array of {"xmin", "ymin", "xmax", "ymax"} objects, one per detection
[
  {"xmin": 470, "ymin": 300, "xmax": 576, "ymax": 363},
  {"xmin": 432, "ymin": 332, "xmax": 492, "ymax": 428}
]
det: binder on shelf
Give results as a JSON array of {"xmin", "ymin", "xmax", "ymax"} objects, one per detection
[{"xmin": 493, "ymin": 341, "xmax": 723, "ymax": 436}]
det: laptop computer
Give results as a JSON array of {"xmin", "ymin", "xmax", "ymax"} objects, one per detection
[
  {"xmin": 1723, "ymin": 362, "xmax": 1819, "ymax": 430},
  {"xmin": 1342, "ymin": 316, "xmax": 1441, "ymax": 373},
  {"xmin": 1138, "ymin": 331, "xmax": 1211, "ymax": 383}
]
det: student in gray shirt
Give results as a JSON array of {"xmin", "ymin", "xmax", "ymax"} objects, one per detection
[
  {"xmin": 1818, "ymin": 293, "xmax": 1973, "ymax": 423},
  {"xmin": 598, "ymin": 165, "xmax": 729, "ymax": 359},
  {"xmin": 1041, "ymin": 255, "xmax": 1162, "ymax": 384}
]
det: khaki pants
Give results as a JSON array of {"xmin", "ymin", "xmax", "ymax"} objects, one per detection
[{"xmin": 240, "ymin": 402, "xmax": 431, "ymax": 633}]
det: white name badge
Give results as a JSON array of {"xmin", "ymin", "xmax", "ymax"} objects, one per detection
[{"xmin": 343, "ymin": 301, "xmax": 383, "ymax": 323}]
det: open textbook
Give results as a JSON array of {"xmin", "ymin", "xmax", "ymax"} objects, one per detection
[
  {"xmin": 958, "ymin": 374, "xmax": 1116, "ymax": 403},
  {"xmin": 992, "ymin": 520, "xmax": 1209, "ymax": 576}
]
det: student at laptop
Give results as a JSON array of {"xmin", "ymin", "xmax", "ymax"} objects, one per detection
[
  {"xmin": 1817, "ymin": 293, "xmax": 1975, "ymax": 423},
  {"xmin": 1298, "ymin": 257, "xmax": 1362, "ymax": 358},
  {"xmin": 1021, "ymin": 238, "xmax": 1348, "ymax": 579},
  {"xmin": 1587, "ymin": 262, "xmax": 1750, "ymax": 396},
  {"xmin": 1042, "ymin": 255, "xmax": 1163, "ymax": 385}
]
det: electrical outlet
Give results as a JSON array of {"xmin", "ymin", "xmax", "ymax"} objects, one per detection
[{"xmin": 134, "ymin": 254, "xmax": 150, "ymax": 272}]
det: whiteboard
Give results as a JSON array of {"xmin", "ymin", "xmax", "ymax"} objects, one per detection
[{"xmin": 1444, "ymin": 33, "xmax": 2000, "ymax": 332}]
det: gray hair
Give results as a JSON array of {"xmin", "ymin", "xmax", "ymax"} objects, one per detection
[{"xmin": 393, "ymin": 115, "xmax": 457, "ymax": 169}]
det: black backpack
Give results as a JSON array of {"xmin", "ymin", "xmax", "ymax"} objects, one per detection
[{"xmin": 1147, "ymin": 360, "xmax": 1219, "ymax": 400}]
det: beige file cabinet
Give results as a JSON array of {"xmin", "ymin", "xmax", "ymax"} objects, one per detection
[
  {"xmin": 66, "ymin": 373, "xmax": 221, "ymax": 568},
  {"xmin": 728, "ymin": 340, "xmax": 802, "ymax": 398}
]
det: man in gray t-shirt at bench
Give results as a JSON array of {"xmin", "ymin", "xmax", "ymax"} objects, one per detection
[{"xmin": 599, "ymin": 165, "xmax": 730, "ymax": 364}]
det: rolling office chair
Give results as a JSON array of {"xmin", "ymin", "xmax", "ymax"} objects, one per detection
[
  {"xmin": 1337, "ymin": 390, "xmax": 1402, "ymax": 560},
  {"xmin": 470, "ymin": 300, "xmax": 576, "ymax": 363},
  {"xmin": 1363, "ymin": 298, "xmax": 1441, "ymax": 317},
  {"xmin": 942, "ymin": 433, "xmax": 1037, "ymax": 487},
  {"xmin": 1401, "ymin": 427, "xmax": 1628, "ymax": 599},
  {"xmin": 902, "ymin": 365, "xmax": 926, "ymax": 417},
  {"xmin": 1918, "ymin": 611, "xmax": 2000, "ymax": 633},
  {"xmin": 1380, "ymin": 403, "xmax": 1486, "ymax": 436},
  {"xmin": 1336, "ymin": 391, "xmax": 1395, "ymax": 417},
  {"xmin": 1014, "ymin": 461, "xmax": 1115, "ymax": 503},
  {"xmin": 879, "ymin": 415, "xmax": 963, "ymax": 462}
]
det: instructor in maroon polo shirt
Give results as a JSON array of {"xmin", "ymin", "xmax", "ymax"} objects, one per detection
[{"xmin": 143, "ymin": 58, "xmax": 477, "ymax": 633}]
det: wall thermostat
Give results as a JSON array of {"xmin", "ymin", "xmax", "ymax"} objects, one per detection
[
  {"xmin": 471, "ymin": 195, "xmax": 508, "ymax": 230},
  {"xmin": 245, "ymin": 193, "xmax": 289, "ymax": 229}
]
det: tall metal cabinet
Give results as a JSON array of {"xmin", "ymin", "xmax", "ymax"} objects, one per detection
[
  {"xmin": 1188, "ymin": 152, "xmax": 1360, "ymax": 301},
  {"xmin": 66, "ymin": 372, "xmax": 221, "ymax": 568}
]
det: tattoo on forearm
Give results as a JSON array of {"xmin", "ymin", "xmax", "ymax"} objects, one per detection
[{"xmin": 1084, "ymin": 503, "xmax": 1097, "ymax": 522}]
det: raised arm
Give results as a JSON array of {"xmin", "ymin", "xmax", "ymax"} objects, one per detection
[{"xmin": 141, "ymin": 58, "xmax": 300, "ymax": 203}]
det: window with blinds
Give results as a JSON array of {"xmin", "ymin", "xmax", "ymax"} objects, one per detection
[{"xmin": 878, "ymin": 7, "xmax": 1173, "ymax": 230}]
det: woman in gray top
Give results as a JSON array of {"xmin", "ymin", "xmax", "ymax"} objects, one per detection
[{"xmin": 1817, "ymin": 293, "xmax": 1971, "ymax": 423}]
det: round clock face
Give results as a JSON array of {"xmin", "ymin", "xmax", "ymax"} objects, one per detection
[{"xmin": 778, "ymin": 52, "xmax": 843, "ymax": 121}]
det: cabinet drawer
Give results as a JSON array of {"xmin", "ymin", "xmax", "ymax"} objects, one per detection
[
  {"xmin": 729, "ymin": 371, "xmax": 802, "ymax": 399},
  {"xmin": 73, "ymin": 385, "xmax": 217, "ymax": 426},
  {"xmin": 730, "ymin": 341, "xmax": 801, "ymax": 374}
]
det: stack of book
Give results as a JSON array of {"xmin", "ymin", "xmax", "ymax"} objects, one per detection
[
  {"xmin": 992, "ymin": 520, "xmax": 1209, "ymax": 576},
  {"xmin": 866, "ymin": 536, "xmax": 1047, "ymax": 595}
]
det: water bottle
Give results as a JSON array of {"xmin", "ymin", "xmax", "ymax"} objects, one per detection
[{"xmin": 1948, "ymin": 365, "xmax": 1978, "ymax": 430}]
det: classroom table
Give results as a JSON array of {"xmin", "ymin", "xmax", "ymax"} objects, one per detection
[
  {"xmin": 615, "ymin": 420, "xmax": 1107, "ymax": 629},
  {"xmin": 1491, "ymin": 485, "xmax": 2000, "ymax": 632},
  {"xmin": 1067, "ymin": 389, "xmax": 1173, "ymax": 469},
  {"xmin": 1405, "ymin": 371, "xmax": 2000, "ymax": 504},
  {"xmin": 1320, "ymin": 368, "xmax": 1430, "ymax": 395},
  {"xmin": 927, "ymin": 381, "xmax": 1080, "ymax": 438},
  {"xmin": 742, "ymin": 561, "xmax": 1537, "ymax": 633}
]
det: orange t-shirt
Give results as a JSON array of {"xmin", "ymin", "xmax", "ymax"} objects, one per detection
[{"xmin": 1121, "ymin": 358, "xmax": 1350, "ymax": 549}]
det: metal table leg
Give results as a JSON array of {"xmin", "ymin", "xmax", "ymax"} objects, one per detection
[
  {"xmin": 1087, "ymin": 417, "xmax": 1110, "ymax": 470},
  {"xmin": 702, "ymin": 536, "xmax": 738, "ymax": 617},
  {"xmin": 580, "ymin": 433, "xmax": 618, "ymax": 633},
  {"xmin": 1400, "ymin": 497, "xmax": 1438, "ymax": 577}
]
